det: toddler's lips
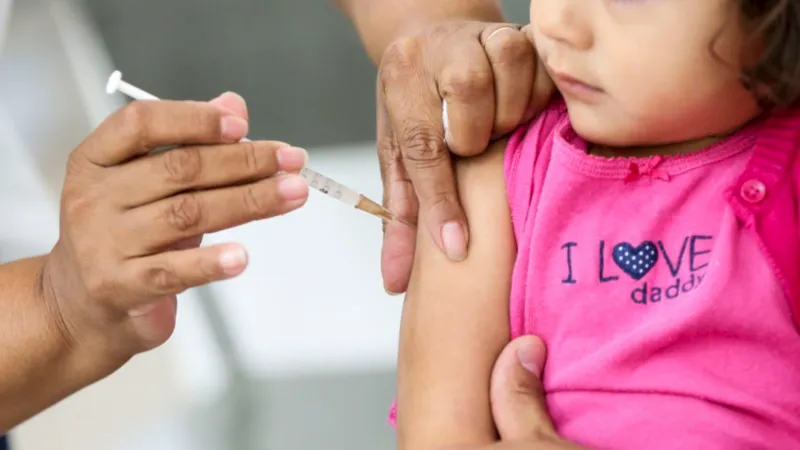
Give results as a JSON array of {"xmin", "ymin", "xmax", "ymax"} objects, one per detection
[{"xmin": 551, "ymin": 71, "xmax": 603, "ymax": 99}]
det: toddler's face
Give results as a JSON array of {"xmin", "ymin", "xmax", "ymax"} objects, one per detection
[{"xmin": 528, "ymin": 0, "xmax": 761, "ymax": 148}]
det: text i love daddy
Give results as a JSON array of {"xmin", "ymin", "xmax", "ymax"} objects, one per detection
[{"xmin": 559, "ymin": 235, "xmax": 712, "ymax": 305}]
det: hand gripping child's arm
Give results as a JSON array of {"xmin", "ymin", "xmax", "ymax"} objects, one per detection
[{"xmin": 396, "ymin": 140, "xmax": 516, "ymax": 449}]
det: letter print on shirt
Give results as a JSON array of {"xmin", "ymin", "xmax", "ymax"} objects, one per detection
[{"xmin": 559, "ymin": 235, "xmax": 713, "ymax": 306}]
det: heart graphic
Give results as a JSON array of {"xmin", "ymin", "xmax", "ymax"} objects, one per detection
[{"xmin": 612, "ymin": 242, "xmax": 659, "ymax": 280}]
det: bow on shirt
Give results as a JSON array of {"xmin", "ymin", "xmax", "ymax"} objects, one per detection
[{"xmin": 625, "ymin": 155, "xmax": 671, "ymax": 183}]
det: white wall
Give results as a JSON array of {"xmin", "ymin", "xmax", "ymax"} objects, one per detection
[{"xmin": 171, "ymin": 143, "xmax": 403, "ymax": 399}]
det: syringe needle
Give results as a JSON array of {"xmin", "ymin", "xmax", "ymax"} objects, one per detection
[
  {"xmin": 355, "ymin": 194, "xmax": 414, "ymax": 226},
  {"xmin": 106, "ymin": 70, "xmax": 414, "ymax": 227}
]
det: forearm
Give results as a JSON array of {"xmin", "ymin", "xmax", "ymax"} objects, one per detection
[
  {"xmin": 335, "ymin": 0, "xmax": 504, "ymax": 63},
  {"xmin": 0, "ymin": 256, "xmax": 123, "ymax": 431},
  {"xmin": 396, "ymin": 142, "xmax": 514, "ymax": 449}
]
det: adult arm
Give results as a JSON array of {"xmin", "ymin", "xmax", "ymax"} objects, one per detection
[
  {"xmin": 333, "ymin": 0, "xmax": 504, "ymax": 63},
  {"xmin": 396, "ymin": 140, "xmax": 515, "ymax": 449}
]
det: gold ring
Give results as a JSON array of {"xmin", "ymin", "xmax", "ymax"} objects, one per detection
[{"xmin": 484, "ymin": 26, "xmax": 517, "ymax": 44}]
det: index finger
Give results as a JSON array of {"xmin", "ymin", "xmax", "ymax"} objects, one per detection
[
  {"xmin": 79, "ymin": 99, "xmax": 249, "ymax": 167},
  {"xmin": 379, "ymin": 46, "xmax": 468, "ymax": 262}
]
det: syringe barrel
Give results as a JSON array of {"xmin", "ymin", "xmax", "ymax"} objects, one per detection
[{"xmin": 299, "ymin": 168, "xmax": 360, "ymax": 207}]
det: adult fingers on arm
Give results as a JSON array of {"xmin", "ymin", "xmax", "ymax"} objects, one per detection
[
  {"xmin": 490, "ymin": 336, "xmax": 585, "ymax": 448},
  {"xmin": 121, "ymin": 174, "xmax": 309, "ymax": 254},
  {"xmin": 480, "ymin": 26, "xmax": 536, "ymax": 138},
  {"xmin": 78, "ymin": 100, "xmax": 249, "ymax": 167},
  {"xmin": 119, "ymin": 243, "xmax": 249, "ymax": 302},
  {"xmin": 437, "ymin": 37, "xmax": 495, "ymax": 156},
  {"xmin": 112, "ymin": 141, "xmax": 307, "ymax": 208},
  {"xmin": 377, "ymin": 94, "xmax": 418, "ymax": 294},
  {"xmin": 380, "ymin": 39, "xmax": 468, "ymax": 262},
  {"xmin": 490, "ymin": 335, "xmax": 559, "ymax": 442}
]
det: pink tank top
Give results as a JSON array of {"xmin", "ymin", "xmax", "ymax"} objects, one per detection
[{"xmin": 504, "ymin": 100, "xmax": 800, "ymax": 448}]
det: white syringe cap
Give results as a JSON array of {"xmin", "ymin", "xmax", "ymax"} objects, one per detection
[{"xmin": 106, "ymin": 70, "xmax": 123, "ymax": 95}]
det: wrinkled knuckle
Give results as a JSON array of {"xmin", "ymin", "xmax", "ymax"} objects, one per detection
[
  {"xmin": 241, "ymin": 141, "xmax": 269, "ymax": 176},
  {"xmin": 511, "ymin": 378, "xmax": 547, "ymax": 401},
  {"xmin": 376, "ymin": 134, "xmax": 398, "ymax": 160},
  {"xmin": 380, "ymin": 36, "xmax": 422, "ymax": 84},
  {"xmin": 166, "ymin": 194, "xmax": 203, "ymax": 232},
  {"xmin": 440, "ymin": 66, "xmax": 493, "ymax": 100},
  {"xmin": 384, "ymin": 35, "xmax": 422, "ymax": 64},
  {"xmin": 144, "ymin": 265, "xmax": 186, "ymax": 294},
  {"xmin": 243, "ymin": 184, "xmax": 271, "ymax": 217},
  {"xmin": 426, "ymin": 191, "xmax": 459, "ymax": 215},
  {"xmin": 163, "ymin": 147, "xmax": 202, "ymax": 183},
  {"xmin": 400, "ymin": 124, "xmax": 447, "ymax": 167}
]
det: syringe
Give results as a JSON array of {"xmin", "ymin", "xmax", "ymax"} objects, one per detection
[{"xmin": 105, "ymin": 70, "xmax": 401, "ymax": 224}]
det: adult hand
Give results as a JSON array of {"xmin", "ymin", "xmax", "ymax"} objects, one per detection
[
  {"xmin": 377, "ymin": 21, "xmax": 555, "ymax": 294},
  {"xmin": 42, "ymin": 93, "xmax": 309, "ymax": 363},
  {"xmin": 446, "ymin": 336, "xmax": 585, "ymax": 450}
]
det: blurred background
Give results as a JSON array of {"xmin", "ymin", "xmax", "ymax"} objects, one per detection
[{"xmin": 0, "ymin": 1, "xmax": 528, "ymax": 449}]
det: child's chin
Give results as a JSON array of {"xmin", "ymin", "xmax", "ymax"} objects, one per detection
[{"xmin": 570, "ymin": 116, "xmax": 637, "ymax": 148}]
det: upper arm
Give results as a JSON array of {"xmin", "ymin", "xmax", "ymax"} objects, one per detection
[{"xmin": 396, "ymin": 139, "xmax": 516, "ymax": 449}]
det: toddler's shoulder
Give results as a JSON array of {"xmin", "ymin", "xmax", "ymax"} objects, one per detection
[
  {"xmin": 504, "ymin": 96, "xmax": 569, "ymax": 182},
  {"xmin": 757, "ymin": 107, "xmax": 800, "ymax": 189},
  {"xmin": 501, "ymin": 97, "xmax": 569, "ymax": 233},
  {"xmin": 507, "ymin": 96, "xmax": 569, "ymax": 157}
]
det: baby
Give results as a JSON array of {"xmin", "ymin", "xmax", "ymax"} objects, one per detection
[{"xmin": 393, "ymin": 1, "xmax": 800, "ymax": 449}]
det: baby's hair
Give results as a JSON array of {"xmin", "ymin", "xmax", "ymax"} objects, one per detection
[{"xmin": 738, "ymin": 0, "xmax": 800, "ymax": 108}]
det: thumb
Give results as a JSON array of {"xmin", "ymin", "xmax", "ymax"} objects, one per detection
[{"xmin": 490, "ymin": 335, "xmax": 557, "ymax": 442}]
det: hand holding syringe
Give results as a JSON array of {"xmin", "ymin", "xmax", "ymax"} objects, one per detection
[{"xmin": 105, "ymin": 71, "xmax": 405, "ymax": 224}]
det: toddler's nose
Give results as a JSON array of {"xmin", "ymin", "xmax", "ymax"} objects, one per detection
[{"xmin": 534, "ymin": 0, "xmax": 593, "ymax": 51}]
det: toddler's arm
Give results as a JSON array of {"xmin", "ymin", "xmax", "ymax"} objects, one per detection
[{"xmin": 396, "ymin": 140, "xmax": 516, "ymax": 449}]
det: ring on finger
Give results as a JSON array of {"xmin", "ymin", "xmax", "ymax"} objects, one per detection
[{"xmin": 484, "ymin": 26, "xmax": 519, "ymax": 46}]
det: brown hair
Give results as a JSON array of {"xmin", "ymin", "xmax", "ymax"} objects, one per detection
[{"xmin": 738, "ymin": 0, "xmax": 800, "ymax": 108}]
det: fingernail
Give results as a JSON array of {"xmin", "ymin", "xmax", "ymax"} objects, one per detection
[
  {"xmin": 516, "ymin": 342, "xmax": 544, "ymax": 375},
  {"xmin": 384, "ymin": 286, "xmax": 402, "ymax": 297},
  {"xmin": 277, "ymin": 174, "xmax": 309, "ymax": 201},
  {"xmin": 441, "ymin": 221, "xmax": 467, "ymax": 261},
  {"xmin": 220, "ymin": 116, "xmax": 248, "ymax": 140},
  {"xmin": 211, "ymin": 92, "xmax": 248, "ymax": 119},
  {"xmin": 276, "ymin": 146, "xmax": 309, "ymax": 170},
  {"xmin": 219, "ymin": 246, "xmax": 248, "ymax": 275},
  {"xmin": 220, "ymin": 91, "xmax": 246, "ymax": 107}
]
